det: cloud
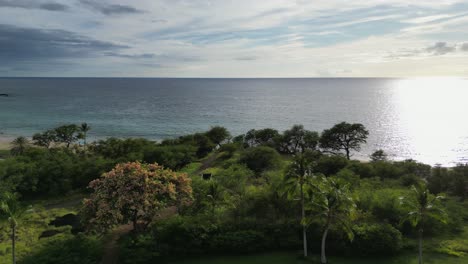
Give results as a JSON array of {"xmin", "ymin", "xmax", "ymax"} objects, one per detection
[
  {"xmin": 79, "ymin": 0, "xmax": 143, "ymax": 15},
  {"xmin": 387, "ymin": 41, "xmax": 468, "ymax": 60},
  {"xmin": 104, "ymin": 52, "xmax": 156, "ymax": 59},
  {"xmin": 0, "ymin": 24, "xmax": 126, "ymax": 61},
  {"xmin": 460, "ymin": 43, "xmax": 468, "ymax": 51},
  {"xmin": 2, "ymin": 0, "xmax": 468, "ymax": 76},
  {"xmin": 235, "ymin": 56, "xmax": 259, "ymax": 61},
  {"xmin": 426, "ymin": 42, "xmax": 456, "ymax": 55},
  {"xmin": 0, "ymin": 0, "xmax": 68, "ymax": 11}
]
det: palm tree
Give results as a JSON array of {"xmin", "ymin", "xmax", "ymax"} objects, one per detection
[
  {"xmin": 80, "ymin": 123, "xmax": 91, "ymax": 147},
  {"xmin": 206, "ymin": 180, "xmax": 224, "ymax": 219},
  {"xmin": 284, "ymin": 150, "xmax": 319, "ymax": 257},
  {"xmin": 400, "ymin": 184, "xmax": 447, "ymax": 264},
  {"xmin": 308, "ymin": 177, "xmax": 356, "ymax": 264},
  {"xmin": 0, "ymin": 193, "xmax": 27, "ymax": 264},
  {"xmin": 10, "ymin": 136, "xmax": 29, "ymax": 156}
]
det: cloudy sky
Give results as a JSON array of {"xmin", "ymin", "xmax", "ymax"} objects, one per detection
[{"xmin": 1, "ymin": 0, "xmax": 468, "ymax": 77}]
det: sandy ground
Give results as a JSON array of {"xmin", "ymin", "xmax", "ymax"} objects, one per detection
[{"xmin": 0, "ymin": 136, "xmax": 13, "ymax": 150}]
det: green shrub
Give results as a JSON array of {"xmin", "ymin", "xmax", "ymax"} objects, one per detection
[
  {"xmin": 18, "ymin": 234, "xmax": 102, "ymax": 264},
  {"xmin": 144, "ymin": 145, "xmax": 197, "ymax": 170},
  {"xmin": 209, "ymin": 230, "xmax": 265, "ymax": 253},
  {"xmin": 239, "ymin": 146, "xmax": 280, "ymax": 174},
  {"xmin": 315, "ymin": 155, "xmax": 349, "ymax": 176},
  {"xmin": 351, "ymin": 223, "xmax": 403, "ymax": 256}
]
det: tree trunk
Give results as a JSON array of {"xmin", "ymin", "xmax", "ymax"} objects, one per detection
[
  {"xmin": 300, "ymin": 182, "xmax": 307, "ymax": 257},
  {"xmin": 345, "ymin": 148, "xmax": 350, "ymax": 160},
  {"xmin": 418, "ymin": 228, "xmax": 423, "ymax": 264},
  {"xmin": 12, "ymin": 225, "xmax": 16, "ymax": 264},
  {"xmin": 321, "ymin": 226, "xmax": 329, "ymax": 264}
]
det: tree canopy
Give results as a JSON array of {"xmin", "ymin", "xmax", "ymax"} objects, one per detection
[
  {"xmin": 81, "ymin": 162, "xmax": 193, "ymax": 233},
  {"xmin": 320, "ymin": 122, "xmax": 369, "ymax": 160}
]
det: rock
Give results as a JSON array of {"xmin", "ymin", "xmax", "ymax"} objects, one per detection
[
  {"xmin": 49, "ymin": 213, "xmax": 84, "ymax": 234},
  {"xmin": 39, "ymin": 229, "xmax": 63, "ymax": 239}
]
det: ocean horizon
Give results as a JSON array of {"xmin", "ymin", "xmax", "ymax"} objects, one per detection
[{"xmin": 1, "ymin": 77, "xmax": 467, "ymax": 166}]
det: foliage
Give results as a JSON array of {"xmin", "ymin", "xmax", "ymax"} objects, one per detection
[
  {"xmin": 144, "ymin": 145, "xmax": 197, "ymax": 170},
  {"xmin": 53, "ymin": 125, "xmax": 81, "ymax": 148},
  {"xmin": 205, "ymin": 126, "xmax": 230, "ymax": 146},
  {"xmin": 370, "ymin": 149, "xmax": 388, "ymax": 162},
  {"xmin": 10, "ymin": 137, "xmax": 29, "ymax": 157},
  {"xmin": 319, "ymin": 122, "xmax": 369, "ymax": 160},
  {"xmin": 351, "ymin": 223, "xmax": 402, "ymax": 256},
  {"xmin": 277, "ymin": 125, "xmax": 319, "ymax": 154},
  {"xmin": 32, "ymin": 130, "xmax": 56, "ymax": 149},
  {"xmin": 90, "ymin": 138, "xmax": 155, "ymax": 161},
  {"xmin": 244, "ymin": 128, "xmax": 280, "ymax": 148},
  {"xmin": 400, "ymin": 184, "xmax": 447, "ymax": 229},
  {"xmin": 18, "ymin": 235, "xmax": 102, "ymax": 264},
  {"xmin": 0, "ymin": 148, "xmax": 114, "ymax": 197},
  {"xmin": 315, "ymin": 155, "xmax": 349, "ymax": 176},
  {"xmin": 239, "ymin": 146, "xmax": 280, "ymax": 175},
  {"xmin": 81, "ymin": 162, "xmax": 192, "ymax": 233}
]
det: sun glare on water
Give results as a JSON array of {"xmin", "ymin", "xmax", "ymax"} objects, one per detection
[{"xmin": 392, "ymin": 77, "xmax": 468, "ymax": 165}]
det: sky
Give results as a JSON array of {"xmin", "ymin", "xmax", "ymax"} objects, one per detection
[{"xmin": 1, "ymin": 0, "xmax": 468, "ymax": 77}]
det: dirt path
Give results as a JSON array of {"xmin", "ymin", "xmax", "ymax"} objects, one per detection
[
  {"xmin": 195, "ymin": 152, "xmax": 219, "ymax": 174},
  {"xmin": 101, "ymin": 224, "xmax": 133, "ymax": 264},
  {"xmin": 99, "ymin": 206, "xmax": 177, "ymax": 264}
]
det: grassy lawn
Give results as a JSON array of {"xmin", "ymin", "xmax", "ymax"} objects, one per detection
[{"xmin": 165, "ymin": 251, "xmax": 467, "ymax": 264}]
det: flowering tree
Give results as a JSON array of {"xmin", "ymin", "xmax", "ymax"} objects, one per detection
[{"xmin": 81, "ymin": 161, "xmax": 193, "ymax": 233}]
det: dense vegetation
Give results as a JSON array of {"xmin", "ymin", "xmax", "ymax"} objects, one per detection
[{"xmin": 0, "ymin": 122, "xmax": 467, "ymax": 264}]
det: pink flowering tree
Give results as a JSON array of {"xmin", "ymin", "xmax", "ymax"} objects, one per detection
[{"xmin": 81, "ymin": 161, "xmax": 192, "ymax": 233}]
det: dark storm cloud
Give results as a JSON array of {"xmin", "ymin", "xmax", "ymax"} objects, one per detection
[
  {"xmin": 0, "ymin": 0, "xmax": 68, "ymax": 11},
  {"xmin": 79, "ymin": 0, "xmax": 143, "ymax": 15},
  {"xmin": 0, "ymin": 24, "xmax": 127, "ymax": 61}
]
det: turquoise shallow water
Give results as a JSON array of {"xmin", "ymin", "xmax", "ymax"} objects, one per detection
[{"xmin": 0, "ymin": 77, "xmax": 467, "ymax": 166}]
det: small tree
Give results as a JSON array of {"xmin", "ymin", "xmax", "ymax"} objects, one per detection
[
  {"xmin": 32, "ymin": 130, "xmax": 56, "ymax": 149},
  {"xmin": 79, "ymin": 123, "xmax": 91, "ymax": 147},
  {"xmin": 244, "ymin": 128, "xmax": 279, "ymax": 147},
  {"xmin": 308, "ymin": 177, "xmax": 356, "ymax": 264},
  {"xmin": 10, "ymin": 137, "xmax": 29, "ymax": 156},
  {"xmin": 54, "ymin": 124, "xmax": 80, "ymax": 148},
  {"xmin": 279, "ymin": 125, "xmax": 320, "ymax": 154},
  {"xmin": 205, "ymin": 126, "xmax": 230, "ymax": 146},
  {"xmin": 320, "ymin": 122, "xmax": 369, "ymax": 160},
  {"xmin": 0, "ymin": 193, "xmax": 28, "ymax": 264},
  {"xmin": 239, "ymin": 146, "xmax": 280, "ymax": 175},
  {"xmin": 81, "ymin": 162, "xmax": 193, "ymax": 233},
  {"xmin": 400, "ymin": 184, "xmax": 447, "ymax": 264},
  {"xmin": 206, "ymin": 180, "xmax": 225, "ymax": 219},
  {"xmin": 370, "ymin": 149, "xmax": 387, "ymax": 162},
  {"xmin": 284, "ymin": 150, "xmax": 320, "ymax": 257}
]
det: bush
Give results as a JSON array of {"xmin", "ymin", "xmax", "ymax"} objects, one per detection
[
  {"xmin": 315, "ymin": 155, "xmax": 349, "ymax": 176},
  {"xmin": 144, "ymin": 145, "xmax": 197, "ymax": 170},
  {"xmin": 239, "ymin": 146, "xmax": 280, "ymax": 174},
  {"xmin": 18, "ymin": 235, "xmax": 102, "ymax": 264},
  {"xmin": 351, "ymin": 223, "xmax": 402, "ymax": 256},
  {"xmin": 347, "ymin": 161, "xmax": 376, "ymax": 178},
  {"xmin": 209, "ymin": 230, "xmax": 266, "ymax": 253},
  {"xmin": 129, "ymin": 216, "xmax": 301, "ymax": 258}
]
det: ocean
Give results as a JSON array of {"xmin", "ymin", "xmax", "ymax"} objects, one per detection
[{"xmin": 1, "ymin": 77, "xmax": 467, "ymax": 166}]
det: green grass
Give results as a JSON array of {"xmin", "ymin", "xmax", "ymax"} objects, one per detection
[
  {"xmin": 0, "ymin": 149, "xmax": 10, "ymax": 159},
  {"xmin": 0, "ymin": 196, "xmax": 82, "ymax": 264},
  {"xmin": 165, "ymin": 251, "xmax": 468, "ymax": 264}
]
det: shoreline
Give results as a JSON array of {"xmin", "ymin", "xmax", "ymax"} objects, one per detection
[{"xmin": 0, "ymin": 136, "xmax": 13, "ymax": 150}]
